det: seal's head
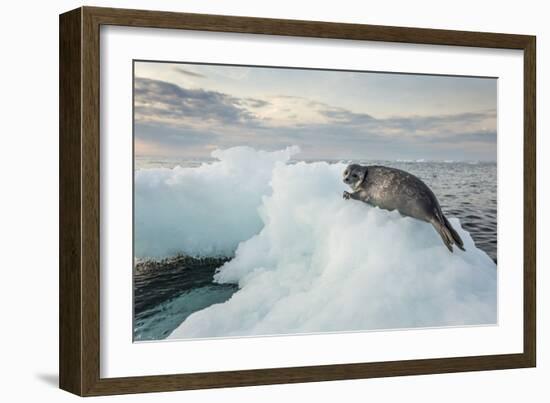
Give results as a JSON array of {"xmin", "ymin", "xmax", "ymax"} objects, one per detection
[{"xmin": 343, "ymin": 164, "xmax": 367, "ymax": 189}]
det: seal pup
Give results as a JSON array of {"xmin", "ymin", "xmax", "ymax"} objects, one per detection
[{"xmin": 342, "ymin": 164, "xmax": 465, "ymax": 252}]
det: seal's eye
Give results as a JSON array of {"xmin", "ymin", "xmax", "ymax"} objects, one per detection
[{"xmin": 352, "ymin": 174, "xmax": 357, "ymax": 178}]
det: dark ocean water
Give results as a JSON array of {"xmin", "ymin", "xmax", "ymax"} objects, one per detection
[
  {"xmin": 133, "ymin": 256, "xmax": 236, "ymax": 341},
  {"xmin": 133, "ymin": 159, "xmax": 497, "ymax": 341}
]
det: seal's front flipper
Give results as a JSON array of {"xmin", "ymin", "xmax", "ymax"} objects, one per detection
[{"xmin": 343, "ymin": 191, "xmax": 361, "ymax": 201}]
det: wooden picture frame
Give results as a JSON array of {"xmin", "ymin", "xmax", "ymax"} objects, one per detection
[{"xmin": 59, "ymin": 6, "xmax": 536, "ymax": 396}]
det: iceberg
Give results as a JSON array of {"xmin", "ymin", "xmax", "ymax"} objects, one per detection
[
  {"xmin": 134, "ymin": 146, "xmax": 299, "ymax": 258},
  {"xmin": 154, "ymin": 149, "xmax": 497, "ymax": 339}
]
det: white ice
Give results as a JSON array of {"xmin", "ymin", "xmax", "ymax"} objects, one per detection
[
  {"xmin": 134, "ymin": 146, "xmax": 299, "ymax": 258},
  {"xmin": 162, "ymin": 149, "xmax": 496, "ymax": 339}
]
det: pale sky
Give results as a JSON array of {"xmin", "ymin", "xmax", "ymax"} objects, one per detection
[{"xmin": 134, "ymin": 61, "xmax": 497, "ymax": 161}]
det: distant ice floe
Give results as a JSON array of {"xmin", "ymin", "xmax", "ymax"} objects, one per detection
[{"xmin": 138, "ymin": 147, "xmax": 499, "ymax": 339}]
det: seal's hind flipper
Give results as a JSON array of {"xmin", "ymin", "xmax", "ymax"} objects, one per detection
[
  {"xmin": 430, "ymin": 213, "xmax": 466, "ymax": 253},
  {"xmin": 442, "ymin": 215, "xmax": 465, "ymax": 251},
  {"xmin": 431, "ymin": 220, "xmax": 453, "ymax": 252}
]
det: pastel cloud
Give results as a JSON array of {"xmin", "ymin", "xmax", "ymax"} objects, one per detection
[{"xmin": 134, "ymin": 75, "xmax": 496, "ymax": 161}]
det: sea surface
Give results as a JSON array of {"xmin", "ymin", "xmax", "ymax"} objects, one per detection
[{"xmin": 133, "ymin": 157, "xmax": 497, "ymax": 341}]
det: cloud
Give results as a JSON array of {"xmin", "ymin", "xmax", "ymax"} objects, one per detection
[
  {"xmin": 134, "ymin": 122, "xmax": 221, "ymax": 157},
  {"xmin": 319, "ymin": 106, "xmax": 374, "ymax": 124},
  {"xmin": 174, "ymin": 67, "xmax": 206, "ymax": 78},
  {"xmin": 136, "ymin": 122, "xmax": 219, "ymax": 145},
  {"xmin": 134, "ymin": 77, "xmax": 258, "ymax": 126},
  {"xmin": 429, "ymin": 130, "xmax": 496, "ymax": 144},
  {"xmin": 381, "ymin": 110, "xmax": 496, "ymax": 133},
  {"xmin": 134, "ymin": 77, "xmax": 496, "ymax": 160},
  {"xmin": 240, "ymin": 97, "xmax": 270, "ymax": 108}
]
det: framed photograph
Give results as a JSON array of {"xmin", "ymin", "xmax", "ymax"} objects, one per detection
[{"xmin": 59, "ymin": 6, "xmax": 536, "ymax": 396}]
